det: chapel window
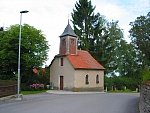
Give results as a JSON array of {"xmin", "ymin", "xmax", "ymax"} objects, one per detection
[
  {"xmin": 85, "ymin": 74, "xmax": 89, "ymax": 85},
  {"xmin": 96, "ymin": 74, "xmax": 99, "ymax": 84},
  {"xmin": 60, "ymin": 57, "xmax": 63, "ymax": 66}
]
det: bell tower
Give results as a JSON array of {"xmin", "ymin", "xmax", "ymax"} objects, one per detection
[{"xmin": 59, "ymin": 21, "xmax": 77, "ymax": 55}]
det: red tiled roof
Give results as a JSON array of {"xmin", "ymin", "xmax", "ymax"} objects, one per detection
[{"xmin": 67, "ymin": 50, "xmax": 104, "ymax": 70}]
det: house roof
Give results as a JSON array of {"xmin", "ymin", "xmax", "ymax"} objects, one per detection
[
  {"xmin": 60, "ymin": 21, "xmax": 77, "ymax": 38},
  {"xmin": 67, "ymin": 50, "xmax": 105, "ymax": 70}
]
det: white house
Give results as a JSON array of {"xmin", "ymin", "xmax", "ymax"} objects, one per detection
[{"xmin": 50, "ymin": 22, "xmax": 104, "ymax": 91}]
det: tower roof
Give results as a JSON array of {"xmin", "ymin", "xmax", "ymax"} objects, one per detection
[{"xmin": 60, "ymin": 22, "xmax": 77, "ymax": 38}]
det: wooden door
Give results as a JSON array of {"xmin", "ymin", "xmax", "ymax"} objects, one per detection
[{"xmin": 60, "ymin": 76, "xmax": 64, "ymax": 90}]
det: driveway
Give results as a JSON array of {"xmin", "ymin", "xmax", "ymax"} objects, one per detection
[{"xmin": 0, "ymin": 92, "xmax": 139, "ymax": 113}]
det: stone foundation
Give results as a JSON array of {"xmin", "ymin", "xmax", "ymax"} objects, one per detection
[
  {"xmin": 63, "ymin": 87, "xmax": 103, "ymax": 92},
  {"xmin": 52, "ymin": 86, "xmax": 104, "ymax": 92}
]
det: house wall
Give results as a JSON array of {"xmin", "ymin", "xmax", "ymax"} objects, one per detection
[
  {"xmin": 50, "ymin": 57, "xmax": 104, "ymax": 92},
  {"xmin": 50, "ymin": 57, "xmax": 75, "ymax": 90},
  {"xmin": 74, "ymin": 70, "xmax": 104, "ymax": 91}
]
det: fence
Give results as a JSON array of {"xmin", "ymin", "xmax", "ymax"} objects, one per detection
[
  {"xmin": 0, "ymin": 84, "xmax": 17, "ymax": 97},
  {"xmin": 139, "ymin": 81, "xmax": 150, "ymax": 113}
]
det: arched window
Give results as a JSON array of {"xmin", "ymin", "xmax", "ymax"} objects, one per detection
[
  {"xmin": 96, "ymin": 75, "xmax": 99, "ymax": 84},
  {"xmin": 85, "ymin": 74, "xmax": 89, "ymax": 84}
]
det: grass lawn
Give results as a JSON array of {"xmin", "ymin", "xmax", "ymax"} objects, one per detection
[
  {"xmin": 21, "ymin": 90, "xmax": 47, "ymax": 95},
  {"xmin": 108, "ymin": 89, "xmax": 138, "ymax": 93}
]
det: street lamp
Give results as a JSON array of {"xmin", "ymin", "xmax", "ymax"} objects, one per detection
[{"xmin": 17, "ymin": 10, "xmax": 29, "ymax": 99}]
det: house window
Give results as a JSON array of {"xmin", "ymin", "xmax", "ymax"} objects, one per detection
[
  {"xmin": 96, "ymin": 75, "xmax": 99, "ymax": 84},
  {"xmin": 85, "ymin": 74, "xmax": 89, "ymax": 85},
  {"xmin": 60, "ymin": 58, "xmax": 63, "ymax": 66}
]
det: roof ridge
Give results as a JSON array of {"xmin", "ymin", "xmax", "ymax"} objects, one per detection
[{"xmin": 77, "ymin": 50, "xmax": 88, "ymax": 52}]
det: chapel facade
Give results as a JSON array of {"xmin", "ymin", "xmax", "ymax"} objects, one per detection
[{"xmin": 50, "ymin": 22, "xmax": 104, "ymax": 91}]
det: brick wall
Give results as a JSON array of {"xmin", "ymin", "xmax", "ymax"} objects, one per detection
[{"xmin": 139, "ymin": 81, "xmax": 150, "ymax": 113}]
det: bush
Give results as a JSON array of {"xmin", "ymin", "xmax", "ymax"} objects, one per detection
[
  {"xmin": 104, "ymin": 75, "xmax": 140, "ymax": 91},
  {"xmin": 21, "ymin": 83, "xmax": 46, "ymax": 91},
  {"xmin": 30, "ymin": 83, "xmax": 44, "ymax": 90},
  {"xmin": 21, "ymin": 68, "xmax": 50, "ymax": 86},
  {"xmin": 0, "ymin": 74, "xmax": 17, "ymax": 80},
  {"xmin": 21, "ymin": 83, "xmax": 31, "ymax": 91},
  {"xmin": 142, "ymin": 66, "xmax": 150, "ymax": 81},
  {"xmin": 0, "ymin": 80, "xmax": 17, "ymax": 86}
]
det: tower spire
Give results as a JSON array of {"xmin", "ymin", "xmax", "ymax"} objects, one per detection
[
  {"xmin": 68, "ymin": 14, "xmax": 70, "ymax": 25},
  {"xmin": 59, "ymin": 19, "xmax": 77, "ymax": 38},
  {"xmin": 59, "ymin": 19, "xmax": 78, "ymax": 55}
]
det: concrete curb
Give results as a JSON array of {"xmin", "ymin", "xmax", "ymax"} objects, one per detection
[
  {"xmin": 46, "ymin": 90, "xmax": 106, "ymax": 95},
  {"xmin": 0, "ymin": 95, "xmax": 16, "ymax": 102},
  {"xmin": 0, "ymin": 94, "xmax": 23, "ymax": 102}
]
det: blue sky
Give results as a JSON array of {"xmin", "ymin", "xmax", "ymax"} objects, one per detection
[{"xmin": 0, "ymin": 0, "xmax": 149, "ymax": 66}]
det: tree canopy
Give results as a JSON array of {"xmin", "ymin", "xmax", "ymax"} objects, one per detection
[
  {"xmin": 71, "ymin": 0, "xmax": 125, "ymax": 75},
  {"xmin": 72, "ymin": 0, "xmax": 97, "ymax": 50},
  {"xmin": 129, "ymin": 12, "xmax": 150, "ymax": 81},
  {"xmin": 129, "ymin": 12, "xmax": 150, "ymax": 67},
  {"xmin": 71, "ymin": 0, "xmax": 150, "ymax": 88},
  {"xmin": 0, "ymin": 24, "xmax": 49, "ymax": 80}
]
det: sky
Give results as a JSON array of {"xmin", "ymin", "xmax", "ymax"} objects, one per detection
[{"xmin": 0, "ymin": 0, "xmax": 150, "ymax": 66}]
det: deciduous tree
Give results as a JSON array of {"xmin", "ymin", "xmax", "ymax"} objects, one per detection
[
  {"xmin": 129, "ymin": 12, "xmax": 150, "ymax": 67},
  {"xmin": 72, "ymin": 0, "xmax": 124, "ymax": 75},
  {"xmin": 0, "ymin": 24, "xmax": 49, "ymax": 80}
]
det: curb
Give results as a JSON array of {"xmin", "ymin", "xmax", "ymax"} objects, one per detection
[
  {"xmin": 0, "ymin": 95, "xmax": 16, "ymax": 102},
  {"xmin": 0, "ymin": 94, "xmax": 24, "ymax": 102},
  {"xmin": 46, "ymin": 90, "xmax": 106, "ymax": 95}
]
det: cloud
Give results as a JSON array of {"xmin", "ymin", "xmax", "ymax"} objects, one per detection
[
  {"xmin": 130, "ymin": 0, "xmax": 150, "ymax": 14},
  {"xmin": 92, "ymin": 0, "xmax": 150, "ymax": 42},
  {"xmin": 95, "ymin": 3, "xmax": 128, "ymax": 20},
  {"xmin": 0, "ymin": 0, "xmax": 149, "ymax": 65}
]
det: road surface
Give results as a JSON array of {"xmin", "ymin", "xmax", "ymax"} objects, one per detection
[{"xmin": 0, "ymin": 92, "xmax": 139, "ymax": 113}]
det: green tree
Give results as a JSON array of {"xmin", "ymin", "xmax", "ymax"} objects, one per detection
[
  {"xmin": 116, "ymin": 41, "xmax": 140, "ymax": 77},
  {"xmin": 141, "ymin": 66, "xmax": 150, "ymax": 81},
  {"xmin": 71, "ymin": 0, "xmax": 98, "ymax": 50},
  {"xmin": 105, "ymin": 75, "xmax": 139, "ymax": 91},
  {"xmin": 102, "ymin": 21, "xmax": 124, "ymax": 74},
  {"xmin": 0, "ymin": 24, "xmax": 49, "ymax": 80},
  {"xmin": 72, "ymin": 0, "xmax": 125, "ymax": 75},
  {"xmin": 129, "ymin": 12, "xmax": 150, "ymax": 67},
  {"xmin": 90, "ymin": 20, "xmax": 125, "ymax": 75}
]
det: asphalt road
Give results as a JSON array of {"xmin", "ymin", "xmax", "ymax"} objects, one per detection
[{"xmin": 0, "ymin": 93, "xmax": 139, "ymax": 113}]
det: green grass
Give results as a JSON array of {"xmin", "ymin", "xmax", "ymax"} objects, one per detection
[
  {"xmin": 108, "ymin": 89, "xmax": 135, "ymax": 93},
  {"xmin": 21, "ymin": 90, "xmax": 47, "ymax": 95}
]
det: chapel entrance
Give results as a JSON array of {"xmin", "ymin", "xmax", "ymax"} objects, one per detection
[{"xmin": 60, "ymin": 76, "xmax": 64, "ymax": 90}]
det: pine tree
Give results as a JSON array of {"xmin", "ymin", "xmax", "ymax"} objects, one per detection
[
  {"xmin": 71, "ymin": 0, "xmax": 97, "ymax": 50},
  {"xmin": 71, "ymin": 0, "xmax": 124, "ymax": 75}
]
